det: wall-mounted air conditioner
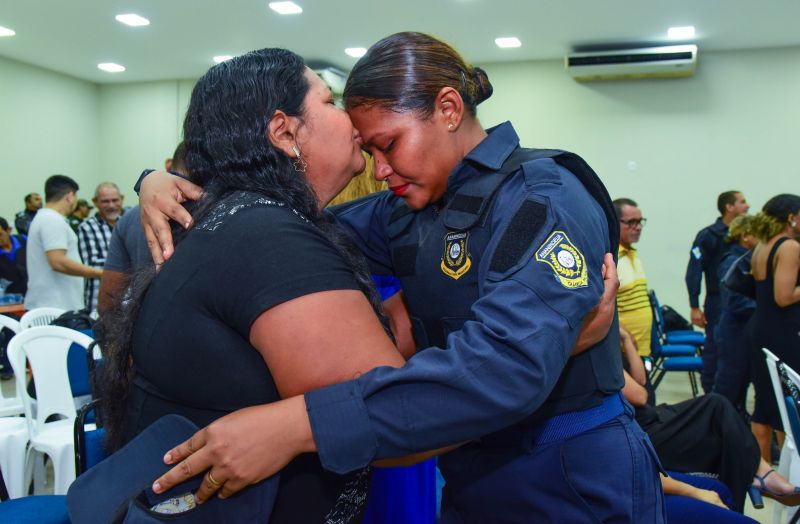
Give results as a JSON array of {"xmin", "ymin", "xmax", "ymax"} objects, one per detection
[{"xmin": 565, "ymin": 45, "xmax": 698, "ymax": 81}]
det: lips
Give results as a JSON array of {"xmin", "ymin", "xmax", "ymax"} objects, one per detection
[{"xmin": 390, "ymin": 184, "xmax": 410, "ymax": 197}]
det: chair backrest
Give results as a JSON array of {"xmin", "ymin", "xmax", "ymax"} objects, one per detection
[
  {"xmin": 763, "ymin": 348, "xmax": 794, "ymax": 443},
  {"xmin": 0, "ymin": 315, "xmax": 21, "ymax": 334},
  {"xmin": 0, "ymin": 315, "xmax": 23, "ymax": 414},
  {"xmin": 19, "ymin": 307, "xmax": 66, "ymax": 330},
  {"xmin": 7, "ymin": 326, "xmax": 94, "ymax": 436}
]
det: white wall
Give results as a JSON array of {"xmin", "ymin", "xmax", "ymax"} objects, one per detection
[
  {"xmin": 0, "ymin": 55, "xmax": 100, "ymax": 222},
  {"xmin": 478, "ymin": 46, "xmax": 800, "ymax": 317},
  {"xmin": 3, "ymin": 46, "xmax": 799, "ymax": 316}
]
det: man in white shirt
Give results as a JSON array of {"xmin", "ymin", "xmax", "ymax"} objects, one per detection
[{"xmin": 25, "ymin": 175, "xmax": 103, "ymax": 311}]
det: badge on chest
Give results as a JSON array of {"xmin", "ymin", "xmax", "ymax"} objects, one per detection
[{"xmin": 441, "ymin": 231, "xmax": 473, "ymax": 280}]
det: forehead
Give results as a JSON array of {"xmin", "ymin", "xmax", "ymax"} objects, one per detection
[
  {"xmin": 348, "ymin": 105, "xmax": 421, "ymax": 143},
  {"xmin": 96, "ymin": 187, "xmax": 120, "ymax": 199},
  {"xmin": 304, "ymin": 68, "xmax": 329, "ymax": 95},
  {"xmin": 620, "ymin": 205, "xmax": 641, "ymax": 218}
]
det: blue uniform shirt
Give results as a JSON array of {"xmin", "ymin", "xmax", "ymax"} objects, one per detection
[
  {"xmin": 718, "ymin": 243, "xmax": 756, "ymax": 317},
  {"xmin": 305, "ymin": 122, "xmax": 614, "ymax": 474},
  {"xmin": 685, "ymin": 217, "xmax": 728, "ymax": 308}
]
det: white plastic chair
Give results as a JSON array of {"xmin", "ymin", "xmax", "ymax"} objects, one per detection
[
  {"xmin": 18, "ymin": 308, "xmax": 65, "ymax": 330},
  {"xmin": 0, "ymin": 315, "xmax": 23, "ymax": 417},
  {"xmin": 7, "ymin": 326, "xmax": 94, "ymax": 495},
  {"xmin": 763, "ymin": 348, "xmax": 800, "ymax": 524}
]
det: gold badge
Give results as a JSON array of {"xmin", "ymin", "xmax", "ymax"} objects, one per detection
[
  {"xmin": 535, "ymin": 231, "xmax": 588, "ymax": 289},
  {"xmin": 441, "ymin": 231, "xmax": 472, "ymax": 280}
]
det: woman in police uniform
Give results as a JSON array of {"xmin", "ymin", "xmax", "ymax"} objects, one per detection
[{"xmin": 141, "ymin": 33, "xmax": 664, "ymax": 523}]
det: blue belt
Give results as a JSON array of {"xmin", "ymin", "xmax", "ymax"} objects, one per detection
[{"xmin": 482, "ymin": 393, "xmax": 625, "ymax": 449}]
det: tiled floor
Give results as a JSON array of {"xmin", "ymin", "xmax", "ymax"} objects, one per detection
[{"xmin": 1, "ymin": 370, "xmax": 794, "ymax": 521}]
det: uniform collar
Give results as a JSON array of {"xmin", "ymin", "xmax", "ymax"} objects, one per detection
[
  {"xmin": 712, "ymin": 217, "xmax": 728, "ymax": 233},
  {"xmin": 444, "ymin": 121, "xmax": 520, "ymax": 199}
]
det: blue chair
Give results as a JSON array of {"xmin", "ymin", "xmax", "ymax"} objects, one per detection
[
  {"xmin": 0, "ymin": 468, "xmax": 69, "ymax": 523},
  {"xmin": 648, "ymin": 294, "xmax": 703, "ymax": 396},
  {"xmin": 74, "ymin": 399, "xmax": 108, "ymax": 476},
  {"xmin": 650, "ymin": 290, "xmax": 705, "ymax": 347}
]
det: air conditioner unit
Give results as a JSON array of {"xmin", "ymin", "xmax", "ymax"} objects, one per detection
[{"xmin": 565, "ymin": 45, "xmax": 697, "ymax": 81}]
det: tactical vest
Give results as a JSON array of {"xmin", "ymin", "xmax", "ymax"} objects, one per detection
[{"xmin": 386, "ymin": 148, "xmax": 623, "ymax": 423}]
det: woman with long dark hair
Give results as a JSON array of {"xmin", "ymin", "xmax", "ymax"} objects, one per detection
[
  {"xmin": 137, "ymin": 33, "xmax": 654, "ymax": 522},
  {"xmin": 101, "ymin": 47, "xmax": 411, "ymax": 522},
  {"xmin": 747, "ymin": 194, "xmax": 800, "ymax": 462}
]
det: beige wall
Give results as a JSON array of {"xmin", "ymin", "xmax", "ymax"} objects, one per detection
[
  {"xmin": 2, "ymin": 46, "xmax": 799, "ymax": 317},
  {"xmin": 478, "ymin": 46, "xmax": 800, "ymax": 315}
]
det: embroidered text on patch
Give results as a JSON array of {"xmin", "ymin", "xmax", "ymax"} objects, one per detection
[
  {"xmin": 535, "ymin": 231, "xmax": 588, "ymax": 289},
  {"xmin": 441, "ymin": 231, "xmax": 472, "ymax": 280}
]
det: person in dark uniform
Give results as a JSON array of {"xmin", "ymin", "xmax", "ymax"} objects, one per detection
[
  {"xmin": 138, "ymin": 33, "xmax": 664, "ymax": 523},
  {"xmin": 748, "ymin": 194, "xmax": 800, "ymax": 461},
  {"xmin": 14, "ymin": 192, "xmax": 42, "ymax": 236},
  {"xmin": 712, "ymin": 214, "xmax": 757, "ymax": 415},
  {"xmin": 686, "ymin": 190, "xmax": 750, "ymax": 393}
]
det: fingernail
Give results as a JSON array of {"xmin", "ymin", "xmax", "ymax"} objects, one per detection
[
  {"xmin": 152, "ymin": 481, "xmax": 162, "ymax": 493},
  {"xmin": 163, "ymin": 452, "xmax": 172, "ymax": 463}
]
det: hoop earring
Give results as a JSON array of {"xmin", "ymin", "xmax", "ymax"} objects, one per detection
[{"xmin": 291, "ymin": 145, "xmax": 307, "ymax": 173}]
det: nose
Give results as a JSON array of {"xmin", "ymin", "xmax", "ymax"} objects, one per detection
[{"xmin": 373, "ymin": 156, "xmax": 393, "ymax": 181}]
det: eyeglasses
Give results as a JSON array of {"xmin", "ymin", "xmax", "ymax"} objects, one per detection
[{"xmin": 620, "ymin": 218, "xmax": 647, "ymax": 228}]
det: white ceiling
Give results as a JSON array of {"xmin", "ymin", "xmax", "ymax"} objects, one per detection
[{"xmin": 1, "ymin": 0, "xmax": 799, "ymax": 84}]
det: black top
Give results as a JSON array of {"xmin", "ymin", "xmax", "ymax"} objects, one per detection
[
  {"xmin": 751, "ymin": 237, "xmax": 800, "ymax": 367},
  {"xmin": 124, "ymin": 191, "xmax": 368, "ymax": 523}
]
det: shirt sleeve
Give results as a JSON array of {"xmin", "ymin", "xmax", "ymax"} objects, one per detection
[
  {"xmin": 209, "ymin": 205, "xmax": 362, "ymax": 338},
  {"xmin": 685, "ymin": 231, "xmax": 705, "ymax": 308},
  {"xmin": 41, "ymin": 214, "xmax": 71, "ymax": 252},
  {"xmin": 306, "ymin": 163, "xmax": 607, "ymax": 474},
  {"xmin": 104, "ymin": 214, "xmax": 133, "ymax": 273}
]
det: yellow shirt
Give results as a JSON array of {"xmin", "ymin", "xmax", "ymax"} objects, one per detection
[{"xmin": 617, "ymin": 245, "xmax": 653, "ymax": 356}]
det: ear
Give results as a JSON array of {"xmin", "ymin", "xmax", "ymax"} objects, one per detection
[
  {"xmin": 92, "ymin": 196, "xmax": 99, "ymax": 206},
  {"xmin": 267, "ymin": 110, "xmax": 301, "ymax": 157},
  {"xmin": 434, "ymin": 86, "xmax": 465, "ymax": 131}
]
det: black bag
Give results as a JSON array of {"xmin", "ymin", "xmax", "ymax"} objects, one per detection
[
  {"xmin": 661, "ymin": 305, "xmax": 692, "ymax": 332},
  {"xmin": 67, "ymin": 414, "xmax": 279, "ymax": 523},
  {"xmin": 51, "ymin": 309, "xmax": 95, "ymax": 331},
  {"xmin": 722, "ymin": 251, "xmax": 756, "ymax": 300}
]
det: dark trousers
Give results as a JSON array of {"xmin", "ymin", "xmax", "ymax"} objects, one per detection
[
  {"xmin": 701, "ymin": 295, "xmax": 721, "ymax": 393},
  {"xmin": 439, "ymin": 402, "xmax": 666, "ymax": 523},
  {"xmin": 640, "ymin": 393, "xmax": 760, "ymax": 512},
  {"xmin": 712, "ymin": 310, "xmax": 754, "ymax": 415},
  {"xmin": 665, "ymin": 472, "xmax": 758, "ymax": 523}
]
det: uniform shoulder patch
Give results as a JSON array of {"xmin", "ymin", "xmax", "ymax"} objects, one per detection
[
  {"xmin": 535, "ymin": 231, "xmax": 588, "ymax": 289},
  {"xmin": 691, "ymin": 246, "xmax": 702, "ymax": 260}
]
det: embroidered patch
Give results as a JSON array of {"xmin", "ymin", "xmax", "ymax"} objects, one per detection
[
  {"xmin": 440, "ymin": 231, "xmax": 472, "ymax": 280},
  {"xmin": 692, "ymin": 246, "xmax": 702, "ymax": 260},
  {"xmin": 535, "ymin": 231, "xmax": 588, "ymax": 289}
]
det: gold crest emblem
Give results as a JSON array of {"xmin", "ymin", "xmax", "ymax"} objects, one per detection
[
  {"xmin": 535, "ymin": 231, "xmax": 588, "ymax": 289},
  {"xmin": 441, "ymin": 231, "xmax": 472, "ymax": 280}
]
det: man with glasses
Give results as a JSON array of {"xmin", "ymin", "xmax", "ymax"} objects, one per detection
[
  {"xmin": 613, "ymin": 198, "xmax": 653, "ymax": 363},
  {"xmin": 685, "ymin": 191, "xmax": 750, "ymax": 393}
]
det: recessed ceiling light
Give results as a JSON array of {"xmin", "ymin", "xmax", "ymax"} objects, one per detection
[
  {"xmin": 495, "ymin": 37, "xmax": 521, "ymax": 49},
  {"xmin": 213, "ymin": 55, "xmax": 234, "ymax": 64},
  {"xmin": 345, "ymin": 47, "xmax": 367, "ymax": 58},
  {"xmin": 115, "ymin": 13, "xmax": 150, "ymax": 27},
  {"xmin": 668, "ymin": 26, "xmax": 695, "ymax": 39},
  {"xmin": 98, "ymin": 63, "xmax": 125, "ymax": 73},
  {"xmin": 268, "ymin": 2, "xmax": 302, "ymax": 15},
  {"xmin": 0, "ymin": 25, "xmax": 15, "ymax": 37}
]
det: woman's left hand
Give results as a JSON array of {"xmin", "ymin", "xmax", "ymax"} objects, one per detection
[
  {"xmin": 573, "ymin": 252, "xmax": 619, "ymax": 354},
  {"xmin": 152, "ymin": 396, "xmax": 315, "ymax": 503}
]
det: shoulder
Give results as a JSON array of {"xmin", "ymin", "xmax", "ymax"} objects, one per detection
[{"xmin": 777, "ymin": 238, "xmax": 800, "ymax": 257}]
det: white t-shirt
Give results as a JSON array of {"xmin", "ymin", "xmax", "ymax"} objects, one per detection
[{"xmin": 24, "ymin": 208, "xmax": 85, "ymax": 311}]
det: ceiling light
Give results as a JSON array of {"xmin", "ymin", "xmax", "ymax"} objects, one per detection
[
  {"xmin": 668, "ymin": 26, "xmax": 695, "ymax": 40},
  {"xmin": 345, "ymin": 47, "xmax": 367, "ymax": 58},
  {"xmin": 0, "ymin": 25, "xmax": 15, "ymax": 37},
  {"xmin": 115, "ymin": 13, "xmax": 150, "ymax": 27},
  {"xmin": 495, "ymin": 37, "xmax": 521, "ymax": 49},
  {"xmin": 98, "ymin": 63, "xmax": 125, "ymax": 73},
  {"xmin": 268, "ymin": 2, "xmax": 302, "ymax": 15},
  {"xmin": 213, "ymin": 55, "xmax": 233, "ymax": 64}
]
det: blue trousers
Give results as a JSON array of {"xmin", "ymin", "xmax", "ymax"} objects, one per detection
[
  {"xmin": 665, "ymin": 472, "xmax": 757, "ymax": 523},
  {"xmin": 439, "ymin": 402, "xmax": 665, "ymax": 523},
  {"xmin": 712, "ymin": 311, "xmax": 753, "ymax": 412},
  {"xmin": 701, "ymin": 295, "xmax": 721, "ymax": 393}
]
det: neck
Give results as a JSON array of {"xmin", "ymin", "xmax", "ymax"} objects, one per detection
[
  {"xmin": 722, "ymin": 214, "xmax": 735, "ymax": 226},
  {"xmin": 621, "ymin": 242, "xmax": 633, "ymax": 251},
  {"xmin": 0, "ymin": 238, "xmax": 11, "ymax": 251},
  {"xmin": 46, "ymin": 201, "xmax": 71, "ymax": 216}
]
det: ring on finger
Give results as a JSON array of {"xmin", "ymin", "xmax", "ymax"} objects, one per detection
[{"xmin": 206, "ymin": 471, "xmax": 223, "ymax": 489}]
